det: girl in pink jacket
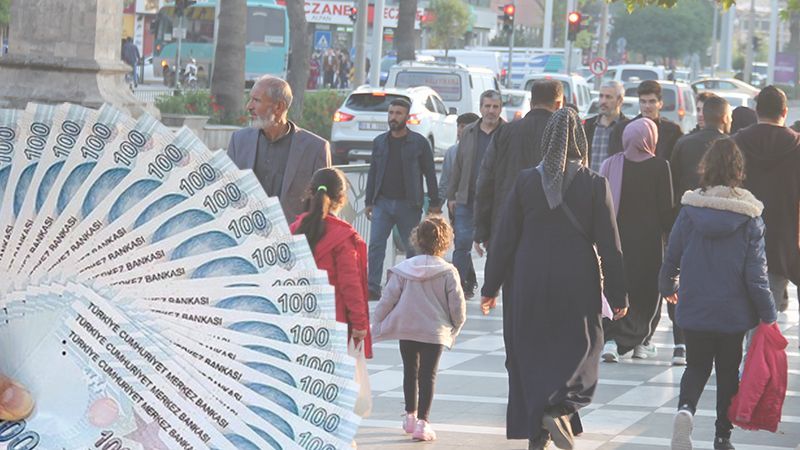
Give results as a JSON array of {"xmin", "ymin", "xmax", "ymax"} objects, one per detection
[{"xmin": 372, "ymin": 216, "xmax": 467, "ymax": 442}]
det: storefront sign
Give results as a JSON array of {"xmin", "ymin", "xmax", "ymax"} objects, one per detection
[
  {"xmin": 775, "ymin": 52, "xmax": 798, "ymax": 85},
  {"xmin": 299, "ymin": 1, "xmax": 421, "ymax": 28}
]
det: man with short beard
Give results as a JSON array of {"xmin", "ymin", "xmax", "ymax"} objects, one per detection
[
  {"xmin": 584, "ymin": 80, "xmax": 627, "ymax": 172},
  {"xmin": 226, "ymin": 75, "xmax": 331, "ymax": 221},
  {"xmin": 365, "ymin": 98, "xmax": 441, "ymax": 299}
]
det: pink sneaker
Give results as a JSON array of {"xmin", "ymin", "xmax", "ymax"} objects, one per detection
[
  {"xmin": 412, "ymin": 419, "xmax": 437, "ymax": 441},
  {"xmin": 402, "ymin": 413, "xmax": 416, "ymax": 434}
]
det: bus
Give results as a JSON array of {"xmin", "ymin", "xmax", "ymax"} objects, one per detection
[{"xmin": 152, "ymin": 0, "xmax": 289, "ymax": 86}]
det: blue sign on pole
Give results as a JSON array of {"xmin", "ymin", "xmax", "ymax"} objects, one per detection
[{"xmin": 314, "ymin": 31, "xmax": 332, "ymax": 51}]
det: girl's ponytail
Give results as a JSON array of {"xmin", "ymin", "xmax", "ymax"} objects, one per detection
[{"xmin": 295, "ymin": 168, "xmax": 347, "ymax": 250}]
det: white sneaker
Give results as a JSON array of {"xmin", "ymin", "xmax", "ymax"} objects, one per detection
[
  {"xmin": 671, "ymin": 408, "xmax": 694, "ymax": 450},
  {"xmin": 633, "ymin": 343, "xmax": 657, "ymax": 359},
  {"xmin": 402, "ymin": 412, "xmax": 416, "ymax": 434},
  {"xmin": 412, "ymin": 419, "xmax": 437, "ymax": 441},
  {"xmin": 602, "ymin": 341, "xmax": 619, "ymax": 362}
]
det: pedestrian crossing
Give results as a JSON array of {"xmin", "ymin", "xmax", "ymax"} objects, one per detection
[{"xmin": 355, "ymin": 260, "xmax": 800, "ymax": 449}]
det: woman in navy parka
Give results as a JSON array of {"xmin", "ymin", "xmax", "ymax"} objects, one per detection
[{"xmin": 659, "ymin": 138, "xmax": 777, "ymax": 450}]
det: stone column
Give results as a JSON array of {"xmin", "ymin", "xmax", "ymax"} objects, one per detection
[{"xmin": 0, "ymin": 0, "xmax": 151, "ymax": 117}]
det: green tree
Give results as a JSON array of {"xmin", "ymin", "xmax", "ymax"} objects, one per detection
[
  {"xmin": 0, "ymin": 0, "xmax": 9, "ymax": 27},
  {"xmin": 428, "ymin": 0, "xmax": 470, "ymax": 57},
  {"xmin": 614, "ymin": 0, "xmax": 735, "ymax": 11},
  {"xmin": 610, "ymin": 0, "xmax": 712, "ymax": 62}
]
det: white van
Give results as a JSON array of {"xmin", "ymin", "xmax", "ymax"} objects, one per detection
[
  {"xmin": 521, "ymin": 73, "xmax": 593, "ymax": 117},
  {"xmin": 417, "ymin": 49, "xmax": 505, "ymax": 79},
  {"xmin": 587, "ymin": 64, "xmax": 666, "ymax": 85},
  {"xmin": 385, "ymin": 61, "xmax": 500, "ymax": 115}
]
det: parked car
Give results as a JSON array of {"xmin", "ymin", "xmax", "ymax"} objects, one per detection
[
  {"xmin": 522, "ymin": 73, "xmax": 593, "ymax": 117},
  {"xmin": 385, "ymin": 61, "xmax": 500, "ymax": 115},
  {"xmin": 586, "ymin": 64, "xmax": 666, "ymax": 85},
  {"xmin": 717, "ymin": 92, "xmax": 756, "ymax": 109},
  {"xmin": 623, "ymin": 80, "xmax": 697, "ymax": 133},
  {"xmin": 501, "ymin": 89, "xmax": 531, "ymax": 121},
  {"xmin": 330, "ymin": 86, "xmax": 458, "ymax": 164},
  {"xmin": 691, "ymin": 78, "xmax": 760, "ymax": 98},
  {"xmin": 586, "ymin": 96, "xmax": 641, "ymax": 119}
]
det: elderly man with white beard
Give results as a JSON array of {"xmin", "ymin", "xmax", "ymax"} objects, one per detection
[{"xmin": 226, "ymin": 75, "xmax": 331, "ymax": 221}]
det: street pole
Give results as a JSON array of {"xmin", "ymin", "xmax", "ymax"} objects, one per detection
[
  {"xmin": 176, "ymin": 13, "xmax": 184, "ymax": 90},
  {"xmin": 507, "ymin": 1, "xmax": 516, "ymax": 89},
  {"xmin": 768, "ymin": 0, "xmax": 778, "ymax": 85},
  {"xmin": 596, "ymin": 0, "xmax": 609, "ymax": 89},
  {"xmin": 210, "ymin": 0, "xmax": 221, "ymax": 86},
  {"xmin": 711, "ymin": 0, "xmax": 718, "ymax": 78},
  {"xmin": 543, "ymin": 0, "xmax": 554, "ymax": 49},
  {"xmin": 354, "ymin": 0, "xmax": 368, "ymax": 86},
  {"xmin": 369, "ymin": 0, "xmax": 386, "ymax": 86},
  {"xmin": 744, "ymin": 0, "xmax": 755, "ymax": 84},
  {"xmin": 565, "ymin": 0, "xmax": 575, "ymax": 75}
]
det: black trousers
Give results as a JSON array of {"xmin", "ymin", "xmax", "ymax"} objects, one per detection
[
  {"xmin": 400, "ymin": 340, "xmax": 444, "ymax": 421},
  {"xmin": 646, "ymin": 299, "xmax": 685, "ymax": 346},
  {"xmin": 678, "ymin": 329, "xmax": 745, "ymax": 439}
]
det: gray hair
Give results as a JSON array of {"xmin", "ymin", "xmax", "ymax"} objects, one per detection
[
  {"xmin": 480, "ymin": 89, "xmax": 502, "ymax": 106},
  {"xmin": 255, "ymin": 75, "xmax": 294, "ymax": 110},
  {"xmin": 600, "ymin": 80, "xmax": 625, "ymax": 99}
]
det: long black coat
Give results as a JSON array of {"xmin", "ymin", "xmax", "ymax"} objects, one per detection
[{"xmin": 482, "ymin": 166, "xmax": 628, "ymax": 440}]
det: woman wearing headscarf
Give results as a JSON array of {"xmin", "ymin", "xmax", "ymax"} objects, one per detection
[
  {"xmin": 481, "ymin": 108, "xmax": 628, "ymax": 450},
  {"xmin": 599, "ymin": 118, "xmax": 674, "ymax": 362}
]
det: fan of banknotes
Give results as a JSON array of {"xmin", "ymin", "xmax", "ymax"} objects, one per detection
[{"xmin": 0, "ymin": 103, "xmax": 361, "ymax": 450}]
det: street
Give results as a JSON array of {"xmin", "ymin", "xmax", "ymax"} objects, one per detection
[{"xmin": 355, "ymin": 257, "xmax": 800, "ymax": 450}]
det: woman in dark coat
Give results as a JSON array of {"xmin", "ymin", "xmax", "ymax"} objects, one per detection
[
  {"xmin": 599, "ymin": 118, "xmax": 674, "ymax": 362},
  {"xmin": 481, "ymin": 108, "xmax": 628, "ymax": 450}
]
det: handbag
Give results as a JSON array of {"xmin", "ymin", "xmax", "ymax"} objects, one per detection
[
  {"xmin": 559, "ymin": 201, "xmax": 614, "ymax": 320},
  {"xmin": 348, "ymin": 339, "xmax": 373, "ymax": 418}
]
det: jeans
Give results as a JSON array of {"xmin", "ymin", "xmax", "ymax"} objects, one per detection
[
  {"xmin": 453, "ymin": 203, "xmax": 476, "ymax": 289},
  {"xmin": 130, "ymin": 65, "xmax": 139, "ymax": 86},
  {"xmin": 399, "ymin": 340, "xmax": 444, "ymax": 421},
  {"xmin": 367, "ymin": 198, "xmax": 421, "ymax": 293},
  {"xmin": 678, "ymin": 329, "xmax": 745, "ymax": 439}
]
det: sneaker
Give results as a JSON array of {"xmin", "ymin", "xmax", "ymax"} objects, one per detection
[
  {"xmin": 402, "ymin": 413, "xmax": 416, "ymax": 434},
  {"xmin": 412, "ymin": 419, "xmax": 437, "ymax": 441},
  {"xmin": 542, "ymin": 413, "xmax": 574, "ymax": 450},
  {"xmin": 672, "ymin": 345, "xmax": 687, "ymax": 366},
  {"xmin": 633, "ymin": 343, "xmax": 657, "ymax": 359},
  {"xmin": 672, "ymin": 408, "xmax": 694, "ymax": 450},
  {"xmin": 713, "ymin": 436, "xmax": 735, "ymax": 450},
  {"xmin": 602, "ymin": 341, "xmax": 619, "ymax": 363}
]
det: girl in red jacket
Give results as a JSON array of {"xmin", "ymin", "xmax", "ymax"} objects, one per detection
[{"xmin": 290, "ymin": 167, "xmax": 372, "ymax": 358}]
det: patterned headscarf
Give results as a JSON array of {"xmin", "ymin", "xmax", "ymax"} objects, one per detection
[{"xmin": 540, "ymin": 108, "xmax": 588, "ymax": 209}]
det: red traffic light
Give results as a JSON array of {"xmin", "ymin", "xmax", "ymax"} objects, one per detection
[
  {"xmin": 504, "ymin": 4, "xmax": 516, "ymax": 16},
  {"xmin": 568, "ymin": 11, "xmax": 581, "ymax": 24}
]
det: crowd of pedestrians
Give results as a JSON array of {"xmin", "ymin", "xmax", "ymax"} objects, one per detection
[
  {"xmin": 309, "ymin": 48, "xmax": 357, "ymax": 90},
  {"xmin": 211, "ymin": 74, "xmax": 794, "ymax": 449}
]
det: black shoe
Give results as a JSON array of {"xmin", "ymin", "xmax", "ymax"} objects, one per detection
[
  {"xmin": 528, "ymin": 436, "xmax": 551, "ymax": 450},
  {"xmin": 542, "ymin": 414, "xmax": 574, "ymax": 450},
  {"xmin": 368, "ymin": 289, "xmax": 381, "ymax": 301},
  {"xmin": 714, "ymin": 436, "xmax": 735, "ymax": 450}
]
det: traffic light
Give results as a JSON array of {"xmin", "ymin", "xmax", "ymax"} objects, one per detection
[
  {"xmin": 567, "ymin": 11, "xmax": 582, "ymax": 42},
  {"xmin": 498, "ymin": 4, "xmax": 515, "ymax": 32},
  {"xmin": 349, "ymin": 6, "xmax": 358, "ymax": 23}
]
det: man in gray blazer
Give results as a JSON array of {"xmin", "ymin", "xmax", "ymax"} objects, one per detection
[{"xmin": 227, "ymin": 75, "xmax": 331, "ymax": 222}]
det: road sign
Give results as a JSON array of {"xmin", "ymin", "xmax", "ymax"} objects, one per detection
[
  {"xmin": 173, "ymin": 27, "xmax": 187, "ymax": 40},
  {"xmin": 314, "ymin": 31, "xmax": 332, "ymax": 50},
  {"xmin": 590, "ymin": 57, "xmax": 608, "ymax": 76}
]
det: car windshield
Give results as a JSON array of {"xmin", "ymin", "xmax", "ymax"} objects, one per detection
[
  {"xmin": 345, "ymin": 93, "xmax": 411, "ymax": 112},
  {"xmin": 394, "ymin": 71, "xmax": 462, "ymax": 101},
  {"xmin": 621, "ymin": 69, "xmax": 659, "ymax": 81},
  {"xmin": 502, "ymin": 93, "xmax": 527, "ymax": 107}
]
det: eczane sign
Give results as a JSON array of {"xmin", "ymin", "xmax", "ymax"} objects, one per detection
[{"xmin": 302, "ymin": 1, "xmax": 422, "ymax": 28}]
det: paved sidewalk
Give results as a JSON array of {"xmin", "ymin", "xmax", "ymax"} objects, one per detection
[{"xmin": 355, "ymin": 259, "xmax": 800, "ymax": 450}]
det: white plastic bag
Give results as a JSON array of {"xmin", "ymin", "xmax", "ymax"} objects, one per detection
[{"xmin": 349, "ymin": 339, "xmax": 372, "ymax": 418}]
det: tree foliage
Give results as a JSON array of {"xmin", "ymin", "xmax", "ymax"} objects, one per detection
[
  {"xmin": 613, "ymin": 0, "xmax": 735, "ymax": 12},
  {"xmin": 610, "ymin": 0, "xmax": 712, "ymax": 60},
  {"xmin": 0, "ymin": 0, "xmax": 10, "ymax": 27},
  {"xmin": 428, "ymin": 0, "xmax": 470, "ymax": 56}
]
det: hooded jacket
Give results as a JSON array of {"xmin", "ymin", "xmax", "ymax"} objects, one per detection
[
  {"xmin": 734, "ymin": 123, "xmax": 800, "ymax": 283},
  {"xmin": 728, "ymin": 322, "xmax": 788, "ymax": 433},
  {"xmin": 372, "ymin": 255, "xmax": 466, "ymax": 348},
  {"xmin": 659, "ymin": 186, "xmax": 778, "ymax": 333},
  {"xmin": 290, "ymin": 214, "xmax": 372, "ymax": 358}
]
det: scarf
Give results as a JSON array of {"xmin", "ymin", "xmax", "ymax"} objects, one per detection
[
  {"xmin": 539, "ymin": 108, "xmax": 588, "ymax": 209},
  {"xmin": 599, "ymin": 117, "xmax": 657, "ymax": 216}
]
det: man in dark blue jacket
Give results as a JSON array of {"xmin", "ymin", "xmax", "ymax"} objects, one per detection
[{"xmin": 365, "ymin": 98, "xmax": 441, "ymax": 299}]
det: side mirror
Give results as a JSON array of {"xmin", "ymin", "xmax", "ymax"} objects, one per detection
[{"xmin": 448, "ymin": 107, "xmax": 458, "ymax": 115}]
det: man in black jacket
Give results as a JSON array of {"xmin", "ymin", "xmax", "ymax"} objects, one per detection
[
  {"xmin": 473, "ymin": 80, "xmax": 563, "ymax": 253},
  {"xmin": 671, "ymin": 95, "xmax": 731, "ymax": 200},
  {"xmin": 609, "ymin": 80, "xmax": 683, "ymax": 161},
  {"xmin": 585, "ymin": 80, "xmax": 627, "ymax": 171}
]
